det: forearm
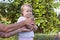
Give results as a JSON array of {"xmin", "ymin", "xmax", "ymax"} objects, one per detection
[
  {"xmin": 4, "ymin": 21, "xmax": 25, "ymax": 33},
  {"xmin": 0, "ymin": 32, "xmax": 6, "ymax": 38},
  {"xmin": 0, "ymin": 29, "xmax": 22, "ymax": 38},
  {"xmin": 0, "ymin": 23, "xmax": 6, "ymax": 32}
]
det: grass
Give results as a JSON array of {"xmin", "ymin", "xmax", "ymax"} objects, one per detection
[
  {"xmin": 34, "ymin": 33, "xmax": 57, "ymax": 40},
  {"xmin": 0, "ymin": 33, "xmax": 60, "ymax": 40}
]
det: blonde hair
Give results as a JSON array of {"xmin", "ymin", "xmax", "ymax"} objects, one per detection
[{"xmin": 21, "ymin": 3, "xmax": 32, "ymax": 13}]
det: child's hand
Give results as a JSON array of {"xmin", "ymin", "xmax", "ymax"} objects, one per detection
[
  {"xmin": 25, "ymin": 17, "xmax": 34, "ymax": 25},
  {"xmin": 25, "ymin": 24, "xmax": 38, "ymax": 31},
  {"xmin": 32, "ymin": 25, "xmax": 38, "ymax": 31}
]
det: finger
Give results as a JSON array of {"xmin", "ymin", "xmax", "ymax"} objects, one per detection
[
  {"xmin": 23, "ymin": 28, "xmax": 30, "ymax": 31},
  {"xmin": 26, "ymin": 24, "xmax": 33, "ymax": 28}
]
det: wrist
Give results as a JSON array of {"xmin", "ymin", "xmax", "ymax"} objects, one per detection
[
  {"xmin": 23, "ymin": 20, "xmax": 26, "ymax": 25},
  {"xmin": 15, "ymin": 29, "xmax": 22, "ymax": 33}
]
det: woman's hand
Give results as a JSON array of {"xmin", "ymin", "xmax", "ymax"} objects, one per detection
[{"xmin": 20, "ymin": 27, "xmax": 33, "ymax": 32}]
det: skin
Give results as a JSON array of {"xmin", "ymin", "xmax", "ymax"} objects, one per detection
[
  {"xmin": 22, "ymin": 5, "xmax": 38, "ymax": 31},
  {"xmin": 0, "ymin": 27, "xmax": 33, "ymax": 38},
  {"xmin": 0, "ymin": 18, "xmax": 34, "ymax": 32},
  {"xmin": 22, "ymin": 6, "xmax": 32, "ymax": 18},
  {"xmin": 0, "ymin": 5, "xmax": 38, "ymax": 38},
  {"xmin": 0, "ymin": 18, "xmax": 36, "ymax": 38}
]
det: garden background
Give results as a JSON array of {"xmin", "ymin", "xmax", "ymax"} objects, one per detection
[{"xmin": 0, "ymin": 0, "xmax": 60, "ymax": 40}]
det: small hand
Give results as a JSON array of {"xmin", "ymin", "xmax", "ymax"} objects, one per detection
[
  {"xmin": 25, "ymin": 17, "xmax": 34, "ymax": 25},
  {"xmin": 25, "ymin": 24, "xmax": 38, "ymax": 31}
]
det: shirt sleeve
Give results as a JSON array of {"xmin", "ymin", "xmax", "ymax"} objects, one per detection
[{"xmin": 17, "ymin": 17, "xmax": 26, "ymax": 23}]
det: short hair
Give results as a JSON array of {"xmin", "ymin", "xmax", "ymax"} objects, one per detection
[{"xmin": 21, "ymin": 3, "xmax": 32, "ymax": 13}]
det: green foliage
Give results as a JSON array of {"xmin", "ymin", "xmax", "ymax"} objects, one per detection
[
  {"xmin": 32, "ymin": 0, "xmax": 59, "ymax": 33},
  {"xmin": 34, "ymin": 33, "xmax": 58, "ymax": 40},
  {"xmin": 53, "ymin": 1, "xmax": 60, "ymax": 8},
  {"xmin": 0, "ymin": 35, "xmax": 18, "ymax": 40},
  {"xmin": 0, "ymin": 33, "xmax": 58, "ymax": 40},
  {"xmin": 0, "ymin": 0, "xmax": 59, "ymax": 33}
]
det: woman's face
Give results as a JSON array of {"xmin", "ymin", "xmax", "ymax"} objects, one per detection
[{"xmin": 22, "ymin": 6, "xmax": 32, "ymax": 18}]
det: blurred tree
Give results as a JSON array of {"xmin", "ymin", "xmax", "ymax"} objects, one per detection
[{"xmin": 0, "ymin": 0, "xmax": 59, "ymax": 33}]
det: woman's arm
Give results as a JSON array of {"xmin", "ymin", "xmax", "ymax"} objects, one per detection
[
  {"xmin": 0, "ymin": 27, "xmax": 33, "ymax": 38},
  {"xmin": 0, "ymin": 23, "xmax": 6, "ymax": 32},
  {"xmin": 5, "ymin": 21, "xmax": 26, "ymax": 33},
  {"xmin": 0, "ymin": 17, "xmax": 34, "ymax": 33},
  {"xmin": 0, "ymin": 21, "xmax": 25, "ymax": 33},
  {"xmin": 0, "ymin": 29, "xmax": 22, "ymax": 38}
]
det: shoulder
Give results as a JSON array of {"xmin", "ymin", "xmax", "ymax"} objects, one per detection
[
  {"xmin": 17, "ymin": 16, "xmax": 26, "ymax": 22},
  {"xmin": 18, "ymin": 16, "xmax": 25, "ymax": 20}
]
